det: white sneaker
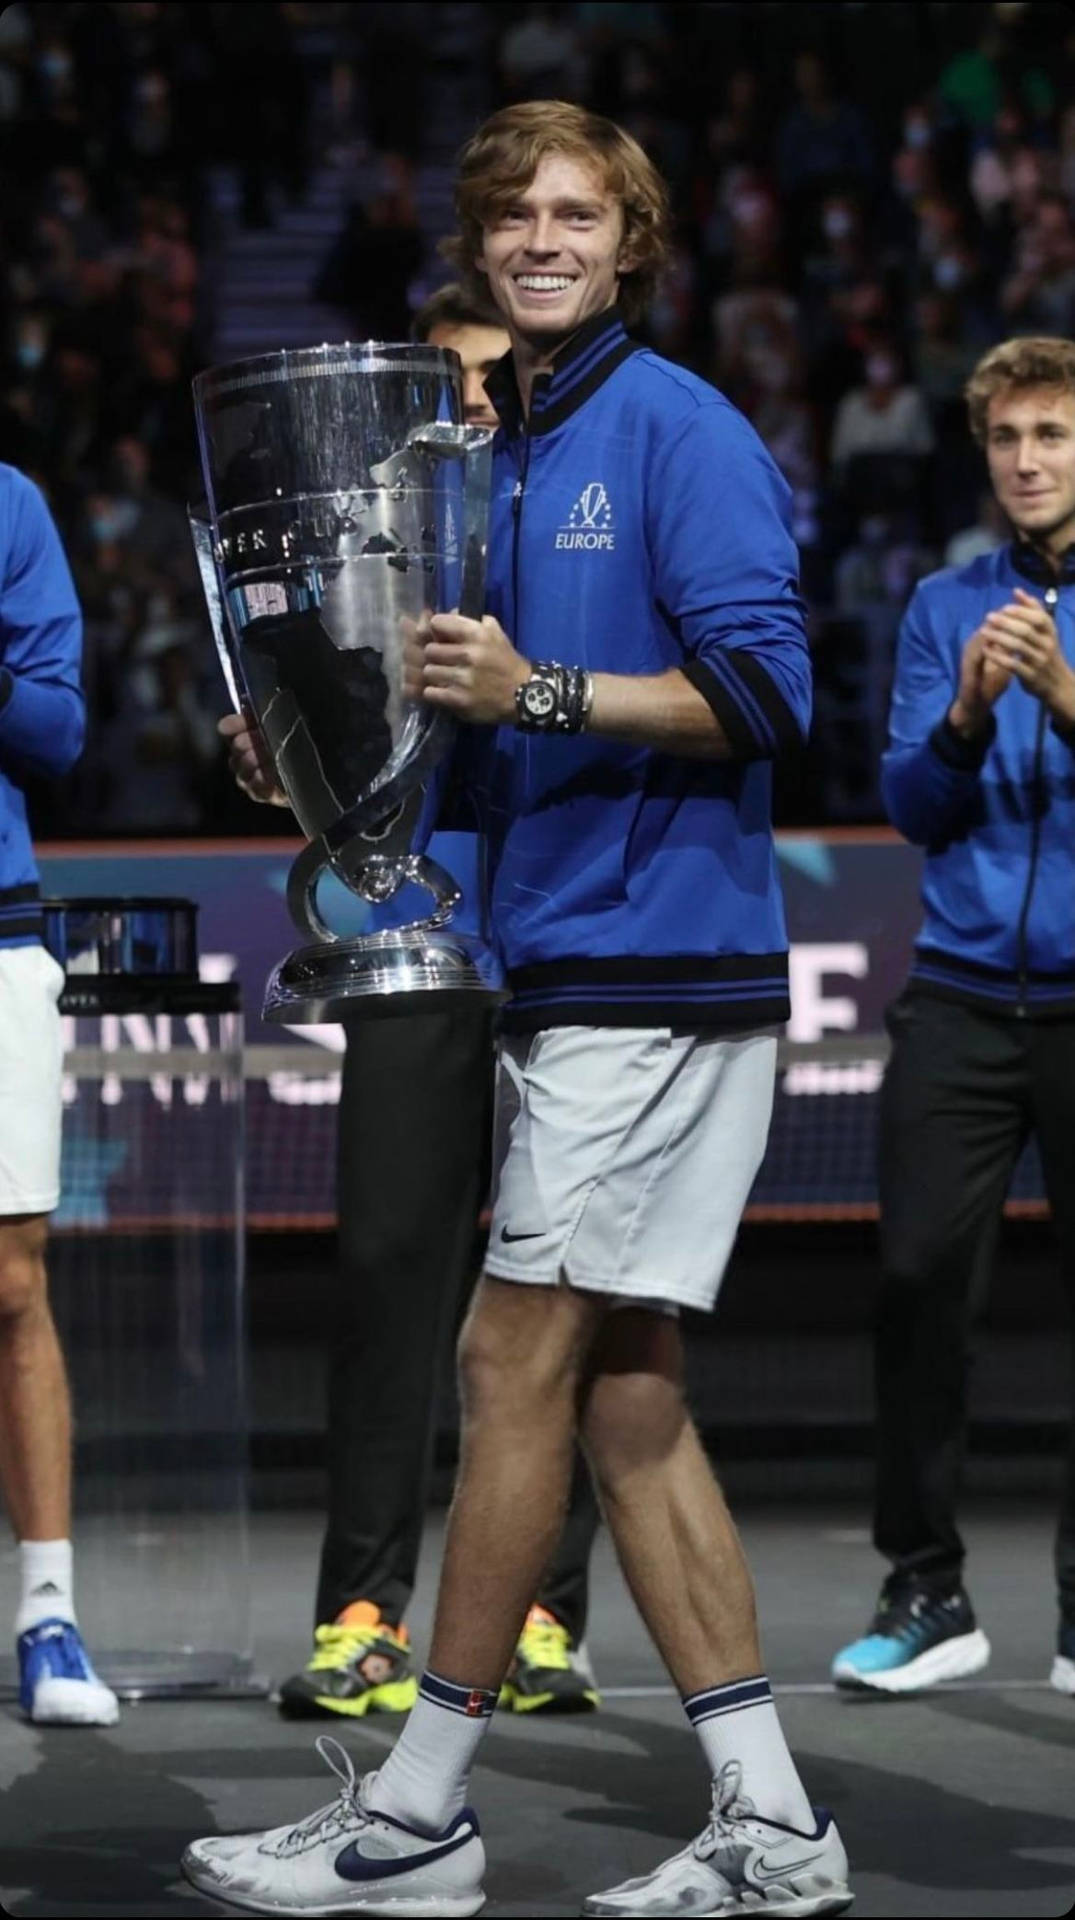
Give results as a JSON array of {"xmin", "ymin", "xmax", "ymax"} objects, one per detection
[
  {"xmin": 1049, "ymin": 1654, "xmax": 1075, "ymax": 1696},
  {"xmin": 583, "ymin": 1761, "xmax": 853, "ymax": 1917},
  {"xmin": 1049, "ymin": 1624, "xmax": 1075, "ymax": 1697},
  {"xmin": 181, "ymin": 1736, "xmax": 485, "ymax": 1915}
]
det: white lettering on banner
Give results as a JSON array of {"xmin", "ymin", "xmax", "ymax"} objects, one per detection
[
  {"xmin": 268, "ymin": 1073, "xmax": 341, "ymax": 1106},
  {"xmin": 783, "ymin": 1060, "xmax": 885, "ymax": 1096},
  {"xmin": 200, "ymin": 953, "xmax": 238, "ymax": 984},
  {"xmin": 60, "ymin": 951, "xmax": 345, "ymax": 1112},
  {"xmin": 786, "ymin": 942, "xmax": 869, "ymax": 1043},
  {"xmin": 61, "ymin": 961, "xmax": 241, "ymax": 1109}
]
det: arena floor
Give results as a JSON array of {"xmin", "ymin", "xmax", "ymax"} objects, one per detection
[{"xmin": 1, "ymin": 1494, "xmax": 1073, "ymax": 1918}]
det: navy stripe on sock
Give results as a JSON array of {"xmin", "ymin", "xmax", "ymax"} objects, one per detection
[
  {"xmin": 418, "ymin": 1669, "xmax": 497, "ymax": 1719},
  {"xmin": 683, "ymin": 1675, "xmax": 772, "ymax": 1726}
]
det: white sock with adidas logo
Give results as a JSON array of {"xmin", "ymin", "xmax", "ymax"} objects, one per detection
[{"xmin": 15, "ymin": 1538, "xmax": 76, "ymax": 1635}]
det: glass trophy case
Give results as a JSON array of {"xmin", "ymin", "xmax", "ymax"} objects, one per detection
[{"xmin": 0, "ymin": 899, "xmax": 265, "ymax": 1699}]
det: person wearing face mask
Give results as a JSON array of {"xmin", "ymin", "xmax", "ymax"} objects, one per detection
[
  {"xmin": 8, "ymin": 314, "xmax": 50, "ymax": 380},
  {"xmin": 0, "ymin": 316, "xmax": 51, "ymax": 470},
  {"xmin": 217, "ymin": 284, "xmax": 604, "ymax": 1732},
  {"xmin": 821, "ymin": 200, "xmax": 854, "ymax": 248},
  {"xmin": 1001, "ymin": 192, "xmax": 1075, "ymax": 337},
  {"xmin": 830, "ymin": 340, "xmax": 935, "ymax": 483},
  {"xmin": 0, "ymin": 463, "xmax": 118, "ymax": 1726},
  {"xmin": 832, "ymin": 336, "xmax": 1075, "ymax": 1698}
]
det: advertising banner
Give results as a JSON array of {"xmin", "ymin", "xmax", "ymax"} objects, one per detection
[{"xmin": 40, "ymin": 834, "xmax": 1045, "ymax": 1225}]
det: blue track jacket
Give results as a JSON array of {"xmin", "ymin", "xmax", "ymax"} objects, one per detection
[
  {"xmin": 0, "ymin": 466, "xmax": 85, "ymax": 946},
  {"xmin": 882, "ymin": 541, "xmax": 1075, "ymax": 1016},
  {"xmin": 440, "ymin": 307, "xmax": 811, "ymax": 1031}
]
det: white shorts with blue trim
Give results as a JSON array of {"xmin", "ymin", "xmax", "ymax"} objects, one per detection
[
  {"xmin": 0, "ymin": 944, "xmax": 65, "ymax": 1215},
  {"xmin": 485, "ymin": 1024, "xmax": 777, "ymax": 1314}
]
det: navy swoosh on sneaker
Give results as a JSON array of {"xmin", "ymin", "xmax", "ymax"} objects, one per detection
[
  {"xmin": 334, "ymin": 1814, "xmax": 476, "ymax": 1882},
  {"xmin": 754, "ymin": 1852, "xmax": 834, "ymax": 1883}
]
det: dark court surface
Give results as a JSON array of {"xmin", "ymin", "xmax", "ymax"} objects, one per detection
[{"xmin": 2, "ymin": 1494, "xmax": 1073, "ymax": 1918}]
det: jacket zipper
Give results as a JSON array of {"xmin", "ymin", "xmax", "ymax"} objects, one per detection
[
  {"xmin": 1014, "ymin": 583, "xmax": 1057, "ymax": 1014},
  {"xmin": 511, "ymin": 432, "xmax": 532, "ymax": 653}
]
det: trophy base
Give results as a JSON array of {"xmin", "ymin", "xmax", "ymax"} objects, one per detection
[{"xmin": 263, "ymin": 928, "xmax": 503, "ymax": 1023}]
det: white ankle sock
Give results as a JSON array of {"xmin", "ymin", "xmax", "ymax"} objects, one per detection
[
  {"xmin": 683, "ymin": 1674, "xmax": 815, "ymax": 1831},
  {"xmin": 15, "ymin": 1539, "xmax": 76, "ymax": 1636},
  {"xmin": 367, "ymin": 1670, "xmax": 497, "ymax": 1835}
]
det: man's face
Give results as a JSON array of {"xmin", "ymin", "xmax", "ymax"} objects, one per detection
[
  {"xmin": 426, "ymin": 319, "xmax": 509, "ymax": 427},
  {"xmin": 985, "ymin": 387, "xmax": 1075, "ymax": 546},
  {"xmin": 475, "ymin": 152, "xmax": 631, "ymax": 348}
]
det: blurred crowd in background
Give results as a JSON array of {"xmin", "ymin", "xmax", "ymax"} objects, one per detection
[{"xmin": 2, "ymin": 0, "xmax": 1075, "ymax": 833}]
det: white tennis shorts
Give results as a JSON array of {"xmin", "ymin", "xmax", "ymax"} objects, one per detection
[
  {"xmin": 0, "ymin": 943, "xmax": 65, "ymax": 1216},
  {"xmin": 485, "ymin": 1024, "xmax": 777, "ymax": 1314}
]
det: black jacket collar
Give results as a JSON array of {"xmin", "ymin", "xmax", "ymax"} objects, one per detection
[
  {"xmin": 1011, "ymin": 538, "xmax": 1075, "ymax": 586},
  {"xmin": 484, "ymin": 305, "xmax": 639, "ymax": 439}
]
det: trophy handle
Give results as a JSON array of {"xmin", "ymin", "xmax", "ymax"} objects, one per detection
[
  {"xmin": 355, "ymin": 854, "xmax": 462, "ymax": 931},
  {"xmin": 286, "ymin": 841, "xmax": 462, "ymax": 943},
  {"xmin": 286, "ymin": 839, "xmax": 337, "ymax": 943}
]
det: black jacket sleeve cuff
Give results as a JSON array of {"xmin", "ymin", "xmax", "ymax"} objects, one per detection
[
  {"xmin": 929, "ymin": 712, "xmax": 995, "ymax": 771},
  {"xmin": 682, "ymin": 651, "xmax": 803, "ymax": 760}
]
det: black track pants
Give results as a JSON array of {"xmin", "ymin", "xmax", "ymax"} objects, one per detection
[{"xmin": 874, "ymin": 990, "xmax": 1075, "ymax": 1621}]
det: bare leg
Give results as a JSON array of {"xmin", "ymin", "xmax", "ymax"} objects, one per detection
[
  {"xmin": 0, "ymin": 1217, "xmax": 70, "ymax": 1542},
  {"xmin": 427, "ymin": 1275, "xmax": 605, "ymax": 1688},
  {"xmin": 580, "ymin": 1307, "xmax": 760, "ymax": 1694}
]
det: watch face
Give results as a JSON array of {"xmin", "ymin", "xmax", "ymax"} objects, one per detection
[{"xmin": 523, "ymin": 679, "xmax": 557, "ymax": 719}]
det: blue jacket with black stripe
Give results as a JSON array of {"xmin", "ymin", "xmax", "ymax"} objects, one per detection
[
  {"xmin": 0, "ymin": 466, "xmax": 85, "ymax": 948},
  {"xmin": 882, "ymin": 542, "xmax": 1075, "ymax": 1016},
  {"xmin": 443, "ymin": 307, "xmax": 811, "ymax": 1032}
]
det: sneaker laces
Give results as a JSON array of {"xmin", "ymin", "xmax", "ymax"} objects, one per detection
[
  {"xmin": 874, "ymin": 1584, "xmax": 961, "ymax": 1641},
  {"xmin": 24, "ymin": 1621, "xmax": 94, "ymax": 1682},
  {"xmin": 517, "ymin": 1613, "xmax": 572, "ymax": 1670},
  {"xmin": 308, "ymin": 1623, "xmax": 389, "ymax": 1671},
  {"xmin": 264, "ymin": 1736, "xmax": 369, "ymax": 1858},
  {"xmin": 694, "ymin": 1761, "xmax": 759, "ymax": 1862}
]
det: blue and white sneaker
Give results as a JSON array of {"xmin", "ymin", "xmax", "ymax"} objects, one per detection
[
  {"xmin": 18, "ymin": 1617, "xmax": 119, "ymax": 1725},
  {"xmin": 1049, "ymin": 1621, "xmax": 1075, "ymax": 1696},
  {"xmin": 832, "ymin": 1582, "xmax": 989, "ymax": 1693},
  {"xmin": 181, "ymin": 1735, "xmax": 485, "ymax": 1915},
  {"xmin": 583, "ymin": 1760, "xmax": 853, "ymax": 1916}
]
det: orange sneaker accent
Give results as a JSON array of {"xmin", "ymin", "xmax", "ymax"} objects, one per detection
[
  {"xmin": 335, "ymin": 1601, "xmax": 382, "ymax": 1628},
  {"xmin": 334, "ymin": 1600, "xmax": 409, "ymax": 1644},
  {"xmin": 526, "ymin": 1605, "xmax": 561, "ymax": 1628}
]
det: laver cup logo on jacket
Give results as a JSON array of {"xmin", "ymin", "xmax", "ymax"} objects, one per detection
[{"xmin": 556, "ymin": 481, "xmax": 615, "ymax": 550}]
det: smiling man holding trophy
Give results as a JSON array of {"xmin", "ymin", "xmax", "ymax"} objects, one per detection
[{"xmin": 183, "ymin": 99, "xmax": 851, "ymax": 1920}]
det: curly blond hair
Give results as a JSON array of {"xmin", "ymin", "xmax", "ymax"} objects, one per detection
[
  {"xmin": 965, "ymin": 336, "xmax": 1075, "ymax": 444},
  {"xmin": 441, "ymin": 101, "xmax": 671, "ymax": 327}
]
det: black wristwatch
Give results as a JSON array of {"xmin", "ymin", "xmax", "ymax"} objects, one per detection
[
  {"xmin": 514, "ymin": 661, "xmax": 594, "ymax": 734},
  {"xmin": 515, "ymin": 665, "xmax": 562, "ymax": 730}
]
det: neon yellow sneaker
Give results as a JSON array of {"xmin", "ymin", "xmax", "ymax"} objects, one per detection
[
  {"xmin": 277, "ymin": 1600, "xmax": 418, "ymax": 1719},
  {"xmin": 499, "ymin": 1604, "xmax": 600, "ymax": 1713}
]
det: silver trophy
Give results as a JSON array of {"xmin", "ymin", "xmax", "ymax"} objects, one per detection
[{"xmin": 191, "ymin": 344, "xmax": 496, "ymax": 1022}]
